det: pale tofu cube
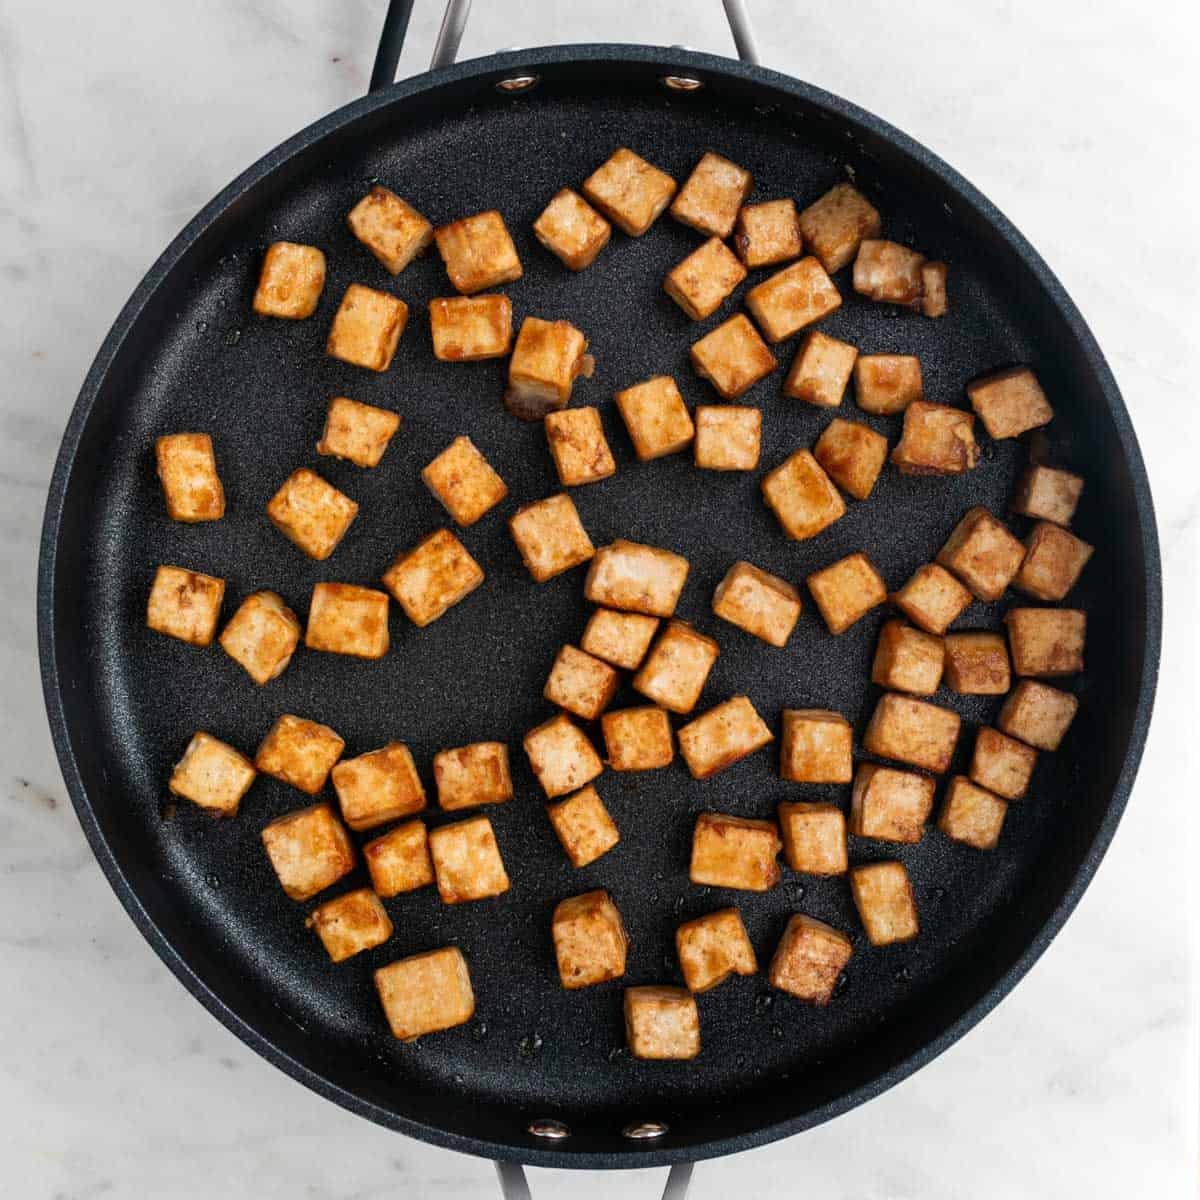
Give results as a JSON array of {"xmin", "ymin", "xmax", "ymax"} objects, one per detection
[
  {"xmin": 582, "ymin": 148, "xmax": 677, "ymax": 236},
  {"xmin": 346, "ymin": 185, "xmax": 433, "ymax": 274},
  {"xmin": 545, "ymin": 406, "xmax": 617, "ymax": 486},
  {"xmin": 970, "ymin": 727, "xmax": 1037, "ymax": 801},
  {"xmin": 261, "ymin": 802, "xmax": 355, "ymax": 901},
  {"xmin": 689, "ymin": 811, "xmax": 781, "ymax": 890},
  {"xmin": 508, "ymin": 492, "xmax": 595, "ymax": 582},
  {"xmin": 967, "ymin": 367, "xmax": 1053, "ymax": 439},
  {"xmin": 679, "ymin": 696, "xmax": 774, "ymax": 780},
  {"xmin": 255, "ymin": 714, "xmax": 345, "ymax": 795},
  {"xmin": 1014, "ymin": 522, "xmax": 1094, "ymax": 601},
  {"xmin": 998, "ymin": 680, "xmax": 1078, "ymax": 750},
  {"xmin": 783, "ymin": 330, "xmax": 858, "ymax": 408},
  {"xmin": 552, "ymin": 890, "xmax": 628, "ymax": 988},
  {"xmin": 936, "ymin": 507, "xmax": 1026, "ymax": 601},
  {"xmin": 712, "ymin": 560, "xmax": 802, "ymax": 648},
  {"xmin": 633, "ymin": 620, "xmax": 719, "ymax": 714},
  {"xmin": 581, "ymin": 608, "xmax": 660, "ymax": 670},
  {"xmin": 892, "ymin": 563, "xmax": 972, "ymax": 635},
  {"xmin": 374, "ymin": 947, "xmax": 475, "ymax": 1041},
  {"xmin": 252, "ymin": 241, "xmax": 326, "ymax": 319},
  {"xmin": 891, "ymin": 401, "xmax": 980, "ymax": 475},
  {"xmin": 546, "ymin": 785, "xmax": 620, "ymax": 867},
  {"xmin": 305, "ymin": 582, "xmax": 390, "ymax": 660},
  {"xmin": 584, "ymin": 539, "xmax": 690, "ymax": 617},
  {"xmin": 693, "ymin": 405, "xmax": 761, "ymax": 471},
  {"xmin": 777, "ymin": 801, "xmax": 847, "ymax": 875},
  {"xmin": 944, "ymin": 631, "xmax": 1010, "ymax": 694},
  {"xmin": 421, "ymin": 436, "xmax": 508, "ymax": 527},
  {"xmin": 690, "ymin": 314, "xmax": 778, "ymax": 399},
  {"xmin": 505, "ymin": 317, "xmax": 592, "ymax": 420},
  {"xmin": 676, "ymin": 907, "xmax": 757, "ymax": 993},
  {"xmin": 1005, "ymin": 607, "xmax": 1086, "ymax": 677},
  {"xmin": 807, "ymin": 551, "xmax": 887, "ymax": 634},
  {"xmin": 798, "ymin": 183, "xmax": 882, "ymax": 273},
  {"xmin": 307, "ymin": 888, "xmax": 393, "ymax": 963},
  {"xmin": 852, "ymin": 239, "xmax": 925, "ymax": 307},
  {"xmin": 871, "ymin": 619, "xmax": 945, "ymax": 696},
  {"xmin": 854, "ymin": 354, "xmax": 923, "ymax": 415},
  {"xmin": 938, "ymin": 776, "xmax": 1008, "ymax": 850},
  {"xmin": 523, "ymin": 713, "xmax": 604, "ymax": 798},
  {"xmin": 814, "ymin": 417, "xmax": 888, "ymax": 501},
  {"xmin": 364, "ymin": 820, "xmax": 434, "ymax": 897},
  {"xmin": 533, "ymin": 188, "xmax": 612, "ymax": 270},
  {"xmin": 849, "ymin": 861, "xmax": 919, "ymax": 946},
  {"xmin": 761, "ymin": 448, "xmax": 845, "ymax": 540},
  {"xmin": 863, "ymin": 693, "xmax": 960, "ymax": 773},
  {"xmin": 326, "ymin": 284, "xmax": 408, "ymax": 371},
  {"xmin": 1012, "ymin": 464, "xmax": 1083, "ymax": 526},
  {"xmin": 850, "ymin": 763, "xmax": 935, "ymax": 843},
  {"xmin": 168, "ymin": 732, "xmax": 256, "ymax": 817},
  {"xmin": 155, "ymin": 433, "xmax": 225, "ymax": 522},
  {"xmin": 381, "ymin": 528, "xmax": 484, "ymax": 626},
  {"xmin": 428, "ymin": 815, "xmax": 510, "ymax": 904},
  {"xmin": 615, "ymin": 375, "xmax": 696, "ymax": 461},
  {"xmin": 735, "ymin": 198, "xmax": 802, "ymax": 269},
  {"xmin": 768, "ymin": 914, "xmax": 853, "ymax": 1004},
  {"xmin": 147, "ymin": 565, "xmax": 225, "ymax": 647},
  {"xmin": 780, "ymin": 709, "xmax": 853, "ymax": 784},
  {"xmin": 745, "ymin": 257, "xmax": 841, "ymax": 343},
  {"xmin": 428, "ymin": 294, "xmax": 513, "ymax": 361},
  {"xmin": 266, "ymin": 468, "xmax": 358, "ymax": 561},
  {"xmin": 331, "ymin": 742, "xmax": 426, "ymax": 831},
  {"xmin": 624, "ymin": 986, "xmax": 700, "ymax": 1060},
  {"xmin": 664, "ymin": 237, "xmax": 748, "ymax": 320},
  {"xmin": 434, "ymin": 210, "xmax": 522, "ymax": 294},
  {"xmin": 670, "ymin": 151, "xmax": 753, "ymax": 237},
  {"xmin": 921, "ymin": 260, "xmax": 948, "ymax": 318},
  {"xmin": 601, "ymin": 705, "xmax": 675, "ymax": 771},
  {"xmin": 432, "ymin": 742, "xmax": 513, "ymax": 811},
  {"xmin": 545, "ymin": 644, "xmax": 621, "ymax": 720},
  {"xmin": 316, "ymin": 397, "xmax": 401, "ymax": 468}
]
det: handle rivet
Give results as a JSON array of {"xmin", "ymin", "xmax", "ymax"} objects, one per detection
[
  {"xmin": 622, "ymin": 1120, "xmax": 669, "ymax": 1139},
  {"xmin": 527, "ymin": 1117, "xmax": 570, "ymax": 1139},
  {"xmin": 661, "ymin": 75, "xmax": 704, "ymax": 92},
  {"xmin": 496, "ymin": 74, "xmax": 539, "ymax": 93}
]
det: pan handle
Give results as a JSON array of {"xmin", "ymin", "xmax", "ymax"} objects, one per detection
[{"xmin": 496, "ymin": 1160, "xmax": 694, "ymax": 1199}]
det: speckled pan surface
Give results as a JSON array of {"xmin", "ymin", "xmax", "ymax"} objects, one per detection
[{"xmin": 38, "ymin": 47, "xmax": 1159, "ymax": 1168}]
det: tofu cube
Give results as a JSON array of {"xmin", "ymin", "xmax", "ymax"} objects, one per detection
[
  {"xmin": 777, "ymin": 801, "xmax": 848, "ymax": 875},
  {"xmin": 633, "ymin": 620, "xmax": 720, "ymax": 714},
  {"xmin": 921, "ymin": 260, "xmax": 948, "ymax": 318},
  {"xmin": 944, "ymin": 631, "xmax": 1011, "ymax": 694},
  {"xmin": 814, "ymin": 417, "xmax": 888, "ymax": 500},
  {"xmin": 331, "ymin": 742, "xmax": 426, "ymax": 831},
  {"xmin": 523, "ymin": 713, "xmax": 604, "ymax": 798},
  {"xmin": 305, "ymin": 582, "xmax": 390, "ymax": 660},
  {"xmin": 252, "ymin": 241, "xmax": 326, "ymax": 319},
  {"xmin": 363, "ymin": 820, "xmax": 434, "ymax": 897},
  {"xmin": 1014, "ymin": 522, "xmax": 1094, "ymax": 601},
  {"xmin": 147, "ymin": 565, "xmax": 225, "ymax": 647},
  {"xmin": 260, "ymin": 802, "xmax": 355, "ymax": 901},
  {"xmin": 893, "ymin": 563, "xmax": 973, "ymax": 635},
  {"xmin": 505, "ymin": 317, "xmax": 592, "ymax": 420},
  {"xmin": 712, "ymin": 560, "xmax": 802, "ymax": 648},
  {"xmin": 854, "ymin": 354, "xmax": 923, "ymax": 415},
  {"xmin": 779, "ymin": 709, "xmax": 853, "ymax": 784},
  {"xmin": 807, "ymin": 551, "xmax": 888, "ymax": 634},
  {"xmin": 998, "ymin": 680, "xmax": 1079, "ymax": 750},
  {"xmin": 850, "ymin": 763, "xmax": 935, "ymax": 843},
  {"xmin": 783, "ymin": 330, "xmax": 858, "ymax": 408},
  {"xmin": 852, "ymin": 239, "xmax": 925, "ymax": 307},
  {"xmin": 936, "ymin": 507, "xmax": 1026, "ymax": 601},
  {"xmin": 693, "ymin": 405, "xmax": 761, "ymax": 471},
  {"xmin": 307, "ymin": 888, "xmax": 393, "ymax": 963},
  {"xmin": 679, "ymin": 696, "xmax": 775, "ymax": 780},
  {"xmin": 871, "ymin": 619, "xmax": 945, "ymax": 696},
  {"xmin": 326, "ymin": 284, "xmax": 408, "ymax": 371},
  {"xmin": 769, "ymin": 914, "xmax": 853, "ymax": 1004},
  {"xmin": 967, "ymin": 367, "xmax": 1053, "ymax": 439},
  {"xmin": 798, "ymin": 183, "xmax": 882, "ymax": 273},
  {"xmin": 316, "ymin": 396, "xmax": 400, "ymax": 468},
  {"xmin": 346, "ymin": 185, "xmax": 433, "ymax": 274},
  {"xmin": 676, "ymin": 907, "xmax": 757, "ymax": 993},
  {"xmin": 168, "ymin": 732, "xmax": 256, "ymax": 817},
  {"xmin": 938, "ymin": 776, "xmax": 1008, "ymax": 850},
  {"xmin": 1005, "ymin": 607, "xmax": 1086, "ymax": 676},
  {"xmin": 428, "ymin": 815, "xmax": 510, "ymax": 903},
  {"xmin": 255, "ymin": 714, "xmax": 345, "ymax": 794},
  {"xmin": 374, "ymin": 947, "xmax": 475, "ymax": 1041},
  {"xmin": 664, "ymin": 237, "xmax": 748, "ymax": 320},
  {"xmin": 601, "ymin": 705, "xmax": 675, "ymax": 771},
  {"xmin": 624, "ymin": 986, "xmax": 700, "ymax": 1060},
  {"xmin": 849, "ymin": 861, "xmax": 919, "ymax": 946},
  {"xmin": 584, "ymin": 539, "xmax": 690, "ymax": 617},
  {"xmin": 891, "ymin": 401, "xmax": 981, "ymax": 475},
  {"xmin": 155, "ymin": 433, "xmax": 225, "ymax": 522},
  {"xmin": 615, "ymin": 375, "xmax": 695, "ymax": 461},
  {"xmin": 266, "ymin": 468, "xmax": 358, "ymax": 561},
  {"xmin": 670, "ymin": 151, "xmax": 753, "ymax": 238},
  {"xmin": 421, "ymin": 436, "xmax": 508, "ymax": 527},
  {"xmin": 970, "ymin": 727, "xmax": 1037, "ymax": 801},
  {"xmin": 219, "ymin": 591, "xmax": 300, "ymax": 684},
  {"xmin": 552, "ymin": 890, "xmax": 628, "ymax": 989},
  {"xmin": 434, "ymin": 210, "xmax": 522, "ymax": 294},
  {"xmin": 745, "ymin": 257, "xmax": 842, "ymax": 343},
  {"xmin": 382, "ymin": 528, "xmax": 484, "ymax": 626},
  {"xmin": 428, "ymin": 294, "xmax": 513, "ymax": 361},
  {"xmin": 545, "ymin": 644, "xmax": 621, "ymax": 720},
  {"xmin": 433, "ymin": 742, "xmax": 513, "ymax": 811},
  {"xmin": 582, "ymin": 147, "xmax": 677, "ymax": 236},
  {"xmin": 734, "ymin": 198, "xmax": 802, "ymax": 269},
  {"xmin": 544, "ymin": 406, "xmax": 616, "ymax": 487},
  {"xmin": 761, "ymin": 448, "xmax": 846, "ymax": 540},
  {"xmin": 532, "ymin": 188, "xmax": 612, "ymax": 270},
  {"xmin": 546, "ymin": 785, "xmax": 620, "ymax": 867},
  {"xmin": 1012, "ymin": 464, "xmax": 1084, "ymax": 526},
  {"xmin": 690, "ymin": 314, "xmax": 778, "ymax": 399},
  {"xmin": 689, "ymin": 811, "xmax": 781, "ymax": 890},
  {"xmin": 508, "ymin": 492, "xmax": 595, "ymax": 582},
  {"xmin": 863, "ymin": 693, "xmax": 960, "ymax": 773},
  {"xmin": 581, "ymin": 608, "xmax": 660, "ymax": 670}
]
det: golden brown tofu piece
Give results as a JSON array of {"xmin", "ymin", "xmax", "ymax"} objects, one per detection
[
  {"xmin": 967, "ymin": 367, "xmax": 1053, "ymax": 439},
  {"xmin": 693, "ymin": 405, "xmax": 761, "ymax": 471},
  {"xmin": 937, "ymin": 507, "xmax": 1026, "ymax": 601},
  {"xmin": 944, "ymin": 631, "xmax": 1010, "ymax": 695},
  {"xmin": 849, "ymin": 861, "xmax": 919, "ymax": 946},
  {"xmin": 1014, "ymin": 522, "xmax": 1094, "ymax": 601},
  {"xmin": 690, "ymin": 314, "xmax": 778, "ymax": 399},
  {"xmin": 664, "ymin": 237, "xmax": 748, "ymax": 321},
  {"xmin": 305, "ymin": 582, "xmax": 390, "ymax": 660},
  {"xmin": 316, "ymin": 396, "xmax": 401, "ymax": 468},
  {"xmin": 939, "ymin": 776, "xmax": 1008, "ymax": 850},
  {"xmin": 735, "ymin": 198, "xmax": 802, "ymax": 269},
  {"xmin": 255, "ymin": 714, "xmax": 345, "ymax": 795},
  {"xmin": 676, "ymin": 907, "xmax": 757, "ymax": 993},
  {"xmin": 778, "ymin": 801, "xmax": 847, "ymax": 876},
  {"xmin": 1005, "ymin": 607, "xmax": 1086, "ymax": 677},
  {"xmin": 712, "ymin": 560, "xmax": 802, "ymax": 648},
  {"xmin": 761, "ymin": 448, "xmax": 846, "ymax": 541},
  {"xmin": 690, "ymin": 811, "xmax": 781, "ymax": 891},
  {"xmin": 615, "ymin": 375, "xmax": 696, "ymax": 461},
  {"xmin": 331, "ymin": 742, "xmax": 426, "ymax": 832},
  {"xmin": 346, "ymin": 185, "xmax": 433, "ymax": 274},
  {"xmin": 546, "ymin": 785, "xmax": 620, "ymax": 868},
  {"xmin": 434, "ymin": 210, "xmax": 522, "ymax": 294},
  {"xmin": 545, "ymin": 644, "xmax": 621, "ymax": 721},
  {"xmin": 582, "ymin": 147, "xmax": 677, "ymax": 236},
  {"xmin": 601, "ymin": 705, "xmax": 675, "ymax": 771},
  {"xmin": 779, "ymin": 709, "xmax": 853, "ymax": 784},
  {"xmin": 374, "ymin": 947, "xmax": 475, "ymax": 1041},
  {"xmin": 382, "ymin": 528, "xmax": 484, "ymax": 627},
  {"xmin": 363, "ymin": 820, "xmax": 434, "ymax": 897},
  {"xmin": 266, "ymin": 468, "xmax": 358, "ymax": 561},
  {"xmin": 850, "ymin": 763, "xmax": 935, "ymax": 843},
  {"xmin": 523, "ymin": 713, "xmax": 604, "ymax": 799},
  {"xmin": 814, "ymin": 417, "xmax": 888, "ymax": 501},
  {"xmin": 624, "ymin": 986, "xmax": 700, "ymax": 1060},
  {"xmin": 871, "ymin": 619, "xmax": 945, "ymax": 696},
  {"xmin": 670, "ymin": 151, "xmax": 753, "ymax": 238},
  {"xmin": 421, "ymin": 435, "xmax": 508, "ymax": 527},
  {"xmin": 326, "ymin": 284, "xmax": 408, "ymax": 371},
  {"xmin": 552, "ymin": 890, "xmax": 628, "ymax": 989},
  {"xmin": 252, "ymin": 241, "xmax": 326, "ymax": 319},
  {"xmin": 998, "ymin": 680, "xmax": 1078, "ymax": 750},
  {"xmin": 433, "ymin": 742, "xmax": 513, "ymax": 811},
  {"xmin": 505, "ymin": 316, "xmax": 592, "ymax": 420},
  {"xmin": 892, "ymin": 563, "xmax": 972, "ymax": 635},
  {"xmin": 533, "ymin": 188, "xmax": 612, "ymax": 270},
  {"xmin": 807, "ymin": 551, "xmax": 887, "ymax": 634},
  {"xmin": 168, "ymin": 732, "xmax": 256, "ymax": 818},
  {"xmin": 428, "ymin": 815, "xmax": 510, "ymax": 904},
  {"xmin": 147, "ymin": 565, "xmax": 225, "ymax": 647},
  {"xmin": 155, "ymin": 433, "xmax": 225, "ymax": 522},
  {"xmin": 584, "ymin": 539, "xmax": 690, "ymax": 617},
  {"xmin": 745, "ymin": 257, "xmax": 841, "ymax": 343},
  {"xmin": 428, "ymin": 294, "xmax": 513, "ymax": 362},
  {"xmin": 891, "ymin": 401, "xmax": 981, "ymax": 476},
  {"xmin": 970, "ymin": 727, "xmax": 1037, "ymax": 801},
  {"xmin": 852, "ymin": 239, "xmax": 925, "ymax": 307},
  {"xmin": 581, "ymin": 608, "xmax": 660, "ymax": 670},
  {"xmin": 863, "ymin": 693, "xmax": 960, "ymax": 774},
  {"xmin": 679, "ymin": 696, "xmax": 774, "ymax": 780},
  {"xmin": 1012, "ymin": 464, "xmax": 1083, "ymax": 527},
  {"xmin": 508, "ymin": 492, "xmax": 595, "ymax": 582},
  {"xmin": 769, "ymin": 914, "xmax": 853, "ymax": 1004},
  {"xmin": 544, "ymin": 406, "xmax": 616, "ymax": 487},
  {"xmin": 854, "ymin": 354, "xmax": 923, "ymax": 415},
  {"xmin": 783, "ymin": 330, "xmax": 858, "ymax": 408},
  {"xmin": 633, "ymin": 620, "xmax": 719, "ymax": 715},
  {"xmin": 921, "ymin": 261, "xmax": 948, "ymax": 318},
  {"xmin": 798, "ymin": 183, "xmax": 882, "ymax": 273},
  {"xmin": 260, "ymin": 802, "xmax": 355, "ymax": 901},
  {"xmin": 307, "ymin": 888, "xmax": 393, "ymax": 963}
]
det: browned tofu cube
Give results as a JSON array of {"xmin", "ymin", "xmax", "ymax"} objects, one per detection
[
  {"xmin": 998, "ymin": 680, "xmax": 1078, "ymax": 750},
  {"xmin": 382, "ymin": 528, "xmax": 484, "ymax": 627},
  {"xmin": 745, "ymin": 257, "xmax": 841, "ymax": 343},
  {"xmin": 346, "ymin": 185, "xmax": 433, "ymax": 274},
  {"xmin": 545, "ymin": 644, "xmax": 620, "ymax": 720},
  {"xmin": 675, "ymin": 907, "xmax": 757, "ymax": 993},
  {"xmin": 582, "ymin": 148, "xmax": 677, "ymax": 236},
  {"xmin": 1014, "ymin": 523, "xmax": 1094, "ymax": 601},
  {"xmin": 252, "ymin": 241, "xmax": 326, "ymax": 319},
  {"xmin": 871, "ymin": 619, "xmax": 945, "ymax": 696},
  {"xmin": 580, "ymin": 608, "xmax": 660, "ymax": 670},
  {"xmin": 261, "ymin": 802, "xmax": 355, "ymax": 901},
  {"xmin": 921, "ymin": 261, "xmax": 948, "ymax": 318},
  {"xmin": 1012, "ymin": 464, "xmax": 1083, "ymax": 527},
  {"xmin": 255, "ymin": 714, "xmax": 345, "ymax": 794},
  {"xmin": 780, "ymin": 709, "xmax": 853, "ymax": 784},
  {"xmin": 735, "ymin": 198, "xmax": 802, "ymax": 269},
  {"xmin": 768, "ymin": 914, "xmax": 853, "ymax": 1004},
  {"xmin": 863, "ymin": 693, "xmax": 960, "ymax": 774},
  {"xmin": 798, "ymin": 183, "xmax": 882, "ymax": 273},
  {"xmin": 679, "ymin": 696, "xmax": 774, "ymax": 780},
  {"xmin": 552, "ymin": 890, "xmax": 628, "ymax": 989},
  {"xmin": 937, "ymin": 508, "xmax": 1026, "ymax": 601},
  {"xmin": 434, "ymin": 210, "xmax": 522, "ymax": 294},
  {"xmin": 147, "ymin": 565, "xmax": 225, "ymax": 647},
  {"xmin": 601, "ymin": 705, "xmax": 675, "ymax": 771},
  {"xmin": 533, "ymin": 188, "xmax": 612, "ymax": 270},
  {"xmin": 508, "ymin": 493, "xmax": 595, "ymax": 582},
  {"xmin": 814, "ymin": 418, "xmax": 888, "ymax": 501},
  {"xmin": 664, "ymin": 237, "xmax": 748, "ymax": 321},
  {"xmin": 326, "ymin": 284, "xmax": 408, "ymax": 371},
  {"xmin": 584, "ymin": 539, "xmax": 690, "ymax": 617},
  {"xmin": 761, "ymin": 448, "xmax": 846, "ymax": 540},
  {"xmin": 778, "ymin": 801, "xmax": 847, "ymax": 875},
  {"xmin": 505, "ymin": 316, "xmax": 592, "ymax": 420},
  {"xmin": 892, "ymin": 563, "xmax": 973, "ymax": 635},
  {"xmin": 693, "ymin": 405, "xmax": 761, "ymax": 471},
  {"xmin": 615, "ymin": 375, "xmax": 696, "ymax": 461},
  {"xmin": 807, "ymin": 551, "xmax": 887, "ymax": 634},
  {"xmin": 633, "ymin": 620, "xmax": 719, "ymax": 714},
  {"xmin": 690, "ymin": 811, "xmax": 781, "ymax": 890},
  {"xmin": 363, "ymin": 820, "xmax": 434, "ymax": 897},
  {"xmin": 331, "ymin": 742, "xmax": 426, "ymax": 832},
  {"xmin": 852, "ymin": 239, "xmax": 925, "ymax": 307},
  {"xmin": 156, "ymin": 433, "xmax": 225, "ymax": 522},
  {"xmin": 944, "ymin": 631, "xmax": 1011, "ymax": 694},
  {"xmin": 891, "ymin": 401, "xmax": 981, "ymax": 476},
  {"xmin": 783, "ymin": 330, "xmax": 858, "ymax": 408},
  {"xmin": 266, "ymin": 468, "xmax": 358, "ymax": 561},
  {"xmin": 305, "ymin": 582, "xmax": 390, "ymax": 660},
  {"xmin": 690, "ymin": 314, "xmax": 778, "ymax": 399},
  {"xmin": 712, "ymin": 560, "xmax": 801, "ymax": 648},
  {"xmin": 970, "ymin": 727, "xmax": 1037, "ymax": 801},
  {"xmin": 939, "ymin": 776, "xmax": 1008, "ymax": 850},
  {"xmin": 168, "ymin": 732, "xmax": 256, "ymax": 817},
  {"xmin": 544, "ymin": 406, "xmax": 616, "ymax": 487},
  {"xmin": 624, "ymin": 986, "xmax": 700, "ymax": 1060},
  {"xmin": 428, "ymin": 815, "xmax": 510, "ymax": 904},
  {"xmin": 316, "ymin": 396, "xmax": 401, "ymax": 468},
  {"xmin": 670, "ymin": 151, "xmax": 753, "ymax": 237},
  {"xmin": 850, "ymin": 763, "xmax": 935, "ymax": 843},
  {"xmin": 523, "ymin": 713, "xmax": 604, "ymax": 799},
  {"xmin": 374, "ymin": 947, "xmax": 475, "ymax": 1041},
  {"xmin": 433, "ymin": 742, "xmax": 513, "ymax": 811},
  {"xmin": 421, "ymin": 436, "xmax": 508, "ymax": 527},
  {"xmin": 307, "ymin": 888, "xmax": 393, "ymax": 963},
  {"xmin": 428, "ymin": 294, "xmax": 513, "ymax": 362},
  {"xmin": 1005, "ymin": 607, "xmax": 1086, "ymax": 677},
  {"xmin": 849, "ymin": 861, "xmax": 919, "ymax": 946},
  {"xmin": 546, "ymin": 785, "xmax": 620, "ymax": 867},
  {"xmin": 854, "ymin": 354, "xmax": 923, "ymax": 415},
  {"xmin": 967, "ymin": 367, "xmax": 1053, "ymax": 439}
]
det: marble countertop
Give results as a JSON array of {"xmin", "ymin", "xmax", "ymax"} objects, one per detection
[{"xmin": 2, "ymin": 1, "xmax": 1196, "ymax": 1196}]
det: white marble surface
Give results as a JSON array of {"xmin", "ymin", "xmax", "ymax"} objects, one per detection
[{"xmin": 1, "ymin": 0, "xmax": 1197, "ymax": 1196}]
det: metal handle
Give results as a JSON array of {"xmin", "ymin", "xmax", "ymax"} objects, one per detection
[{"xmin": 496, "ymin": 1161, "xmax": 693, "ymax": 1200}]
